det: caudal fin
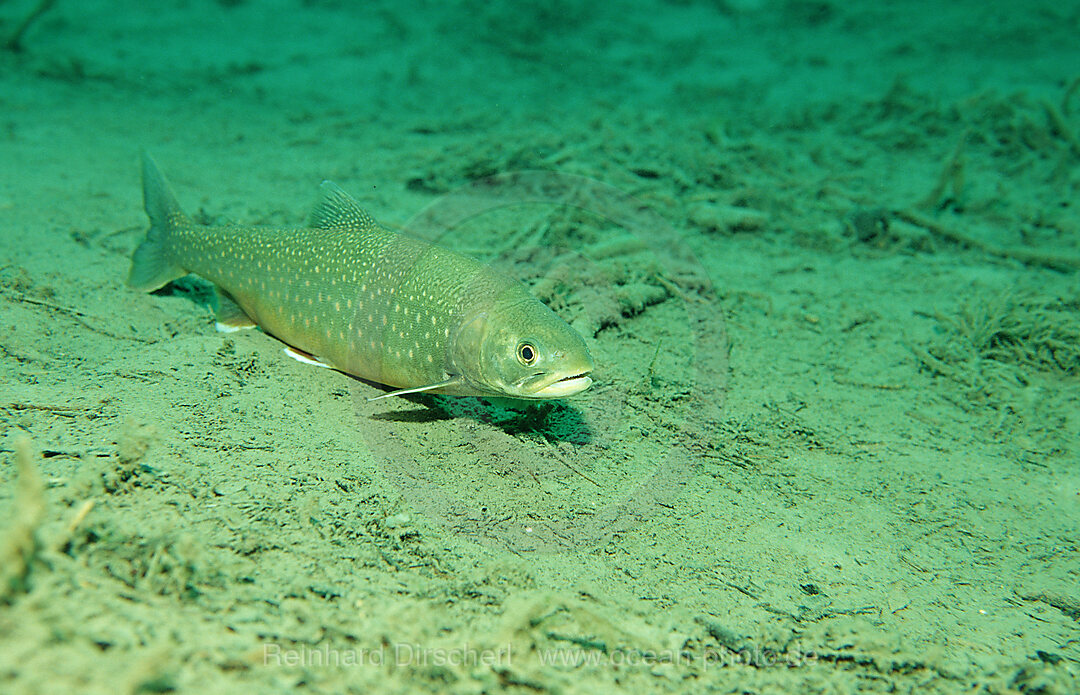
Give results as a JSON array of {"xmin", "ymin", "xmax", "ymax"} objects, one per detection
[{"xmin": 127, "ymin": 153, "xmax": 189, "ymax": 291}]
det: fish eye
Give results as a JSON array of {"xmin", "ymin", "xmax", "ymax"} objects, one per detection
[{"xmin": 517, "ymin": 342, "xmax": 538, "ymax": 366}]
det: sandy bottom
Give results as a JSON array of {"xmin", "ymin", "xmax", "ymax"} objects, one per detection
[{"xmin": 1, "ymin": 1, "xmax": 1078, "ymax": 692}]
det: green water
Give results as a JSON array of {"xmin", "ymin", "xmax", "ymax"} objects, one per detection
[{"xmin": 1, "ymin": 1, "xmax": 1078, "ymax": 692}]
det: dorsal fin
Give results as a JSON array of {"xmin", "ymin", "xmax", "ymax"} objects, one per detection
[{"xmin": 305, "ymin": 181, "xmax": 380, "ymax": 232}]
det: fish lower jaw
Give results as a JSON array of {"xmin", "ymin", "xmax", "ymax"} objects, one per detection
[{"xmin": 529, "ymin": 374, "xmax": 593, "ymax": 399}]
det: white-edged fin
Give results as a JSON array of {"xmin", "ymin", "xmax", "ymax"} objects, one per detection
[
  {"xmin": 284, "ymin": 346, "xmax": 331, "ymax": 368},
  {"xmin": 366, "ymin": 377, "xmax": 462, "ymax": 402},
  {"xmin": 213, "ymin": 286, "xmax": 257, "ymax": 332},
  {"xmin": 305, "ymin": 181, "xmax": 380, "ymax": 232},
  {"xmin": 215, "ymin": 321, "xmax": 251, "ymax": 334}
]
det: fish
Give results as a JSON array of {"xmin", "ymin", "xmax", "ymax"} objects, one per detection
[{"xmin": 128, "ymin": 154, "xmax": 594, "ymax": 400}]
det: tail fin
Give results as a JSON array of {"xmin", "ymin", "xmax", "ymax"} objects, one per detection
[{"xmin": 128, "ymin": 153, "xmax": 189, "ymax": 291}]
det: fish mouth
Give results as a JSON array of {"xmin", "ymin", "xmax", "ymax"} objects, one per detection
[{"xmin": 518, "ymin": 370, "xmax": 594, "ymax": 399}]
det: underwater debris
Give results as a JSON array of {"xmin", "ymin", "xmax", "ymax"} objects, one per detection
[
  {"xmin": 913, "ymin": 291, "xmax": 1080, "ymax": 446},
  {"xmin": 3, "ymin": 0, "xmax": 57, "ymax": 52},
  {"xmin": 1019, "ymin": 590, "xmax": 1080, "ymax": 621},
  {"xmin": 0, "ymin": 436, "xmax": 46, "ymax": 603},
  {"xmin": 1041, "ymin": 98, "xmax": 1080, "ymax": 160},
  {"xmin": 688, "ymin": 201, "xmax": 770, "ymax": 234},
  {"xmin": 892, "ymin": 210, "xmax": 1080, "ymax": 272},
  {"xmin": 844, "ymin": 208, "xmax": 897, "ymax": 249},
  {"xmin": 914, "ymin": 291, "xmax": 1080, "ymax": 398},
  {"xmin": 115, "ymin": 533, "xmax": 223, "ymax": 600},
  {"xmin": 920, "ymin": 292, "xmax": 1080, "ymax": 378},
  {"xmin": 917, "ymin": 135, "xmax": 968, "ymax": 211},
  {"xmin": 842, "ymin": 203, "xmax": 1080, "ymax": 270},
  {"xmin": 102, "ymin": 420, "xmax": 159, "ymax": 493}
]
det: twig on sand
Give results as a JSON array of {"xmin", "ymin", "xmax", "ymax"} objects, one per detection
[
  {"xmin": 4, "ymin": 0, "xmax": 57, "ymax": 52},
  {"xmin": 893, "ymin": 209, "xmax": 1080, "ymax": 273},
  {"xmin": 2, "ymin": 289, "xmax": 153, "ymax": 342},
  {"xmin": 1018, "ymin": 590, "xmax": 1080, "ymax": 621},
  {"xmin": 1041, "ymin": 98, "xmax": 1080, "ymax": 160}
]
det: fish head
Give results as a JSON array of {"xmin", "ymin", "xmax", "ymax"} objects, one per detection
[{"xmin": 451, "ymin": 291, "xmax": 594, "ymax": 399}]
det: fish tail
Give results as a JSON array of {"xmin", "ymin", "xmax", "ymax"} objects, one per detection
[{"xmin": 128, "ymin": 153, "xmax": 189, "ymax": 291}]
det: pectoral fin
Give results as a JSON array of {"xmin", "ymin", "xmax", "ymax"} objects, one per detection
[{"xmin": 367, "ymin": 376, "xmax": 463, "ymax": 401}]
